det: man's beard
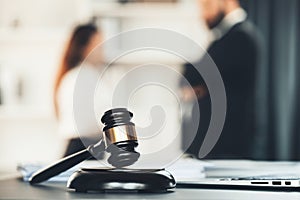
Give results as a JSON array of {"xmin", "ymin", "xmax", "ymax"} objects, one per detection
[{"xmin": 207, "ymin": 12, "xmax": 225, "ymax": 30}]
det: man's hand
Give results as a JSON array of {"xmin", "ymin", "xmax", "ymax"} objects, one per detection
[{"xmin": 181, "ymin": 85, "xmax": 208, "ymax": 102}]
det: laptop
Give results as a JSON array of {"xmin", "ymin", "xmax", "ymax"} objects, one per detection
[
  {"xmin": 177, "ymin": 174, "xmax": 300, "ymax": 191},
  {"xmin": 175, "ymin": 160, "xmax": 300, "ymax": 191}
]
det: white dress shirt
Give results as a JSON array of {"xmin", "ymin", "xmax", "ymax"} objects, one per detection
[
  {"xmin": 57, "ymin": 64, "xmax": 115, "ymax": 139},
  {"xmin": 212, "ymin": 8, "xmax": 247, "ymax": 41}
]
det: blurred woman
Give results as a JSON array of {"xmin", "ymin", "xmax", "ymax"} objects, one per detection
[{"xmin": 54, "ymin": 24, "xmax": 105, "ymax": 157}]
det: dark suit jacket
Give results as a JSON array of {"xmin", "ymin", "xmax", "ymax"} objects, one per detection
[{"xmin": 182, "ymin": 21, "xmax": 261, "ymax": 159}]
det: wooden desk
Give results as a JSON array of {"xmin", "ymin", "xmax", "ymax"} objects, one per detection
[
  {"xmin": 1, "ymin": 177, "xmax": 300, "ymax": 200},
  {"xmin": 1, "ymin": 160, "xmax": 300, "ymax": 199}
]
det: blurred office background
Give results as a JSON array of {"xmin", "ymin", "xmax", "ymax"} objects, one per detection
[
  {"xmin": 242, "ymin": 0, "xmax": 300, "ymax": 160},
  {"xmin": 0, "ymin": 0, "xmax": 300, "ymax": 173},
  {"xmin": 0, "ymin": 0, "xmax": 208, "ymax": 173}
]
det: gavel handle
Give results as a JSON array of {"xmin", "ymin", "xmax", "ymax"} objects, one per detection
[{"xmin": 29, "ymin": 141, "xmax": 104, "ymax": 185}]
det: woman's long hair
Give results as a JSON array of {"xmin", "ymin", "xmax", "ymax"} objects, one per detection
[{"xmin": 54, "ymin": 24, "xmax": 98, "ymax": 118}]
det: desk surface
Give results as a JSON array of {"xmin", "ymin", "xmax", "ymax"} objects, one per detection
[
  {"xmin": 1, "ymin": 177, "xmax": 300, "ymax": 200},
  {"xmin": 2, "ymin": 160, "xmax": 300, "ymax": 200}
]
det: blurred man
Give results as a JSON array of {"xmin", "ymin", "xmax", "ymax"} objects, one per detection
[{"xmin": 182, "ymin": 0, "xmax": 261, "ymax": 159}]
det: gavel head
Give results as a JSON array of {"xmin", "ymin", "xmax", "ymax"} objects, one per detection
[{"xmin": 101, "ymin": 108, "xmax": 140, "ymax": 168}]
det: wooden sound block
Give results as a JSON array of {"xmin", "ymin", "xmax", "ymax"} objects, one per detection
[{"xmin": 67, "ymin": 168, "xmax": 176, "ymax": 193}]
